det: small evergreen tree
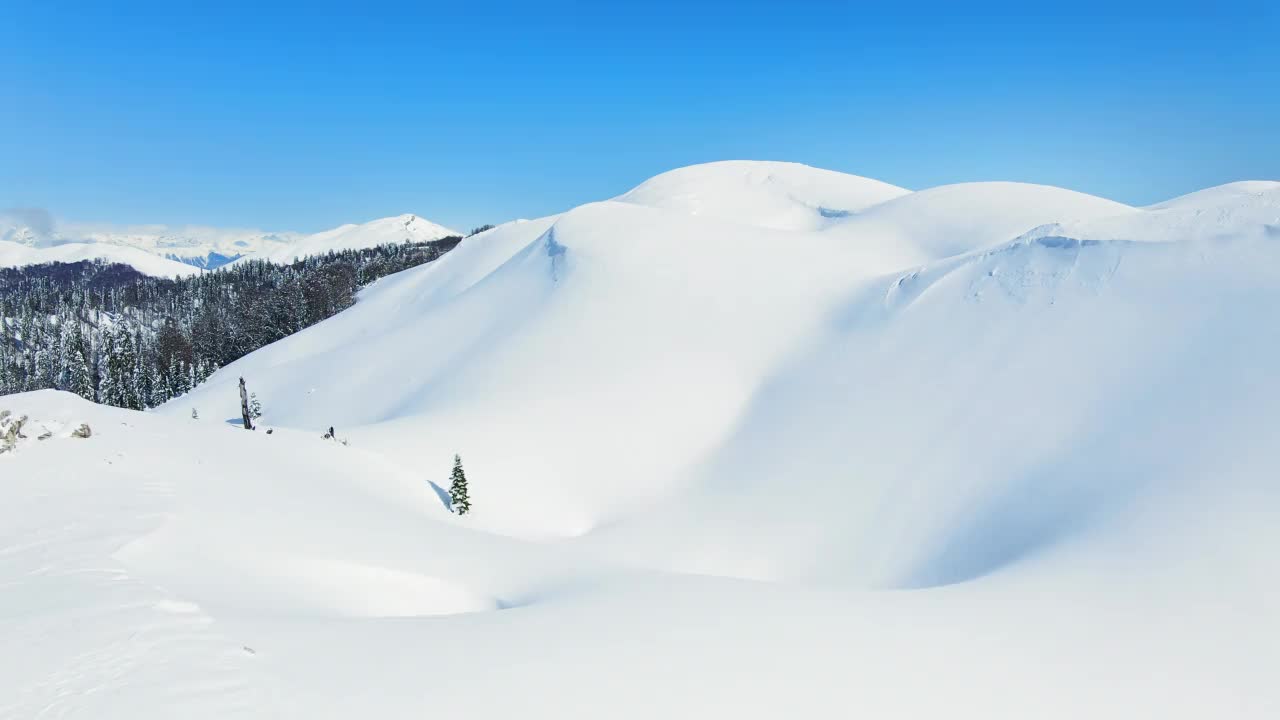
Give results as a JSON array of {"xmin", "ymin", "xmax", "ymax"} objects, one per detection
[
  {"xmin": 249, "ymin": 392, "xmax": 263, "ymax": 420},
  {"xmin": 449, "ymin": 454, "xmax": 471, "ymax": 515}
]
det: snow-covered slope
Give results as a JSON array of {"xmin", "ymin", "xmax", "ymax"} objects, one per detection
[
  {"xmin": 170, "ymin": 163, "xmax": 1280, "ymax": 543},
  {"xmin": 822, "ymin": 180, "xmax": 1137, "ymax": 270},
  {"xmin": 613, "ymin": 160, "xmax": 910, "ymax": 231},
  {"xmin": 174, "ymin": 199, "xmax": 896, "ymax": 536},
  {"xmin": 1023, "ymin": 180, "xmax": 1280, "ymax": 246},
  {"xmin": 0, "ymin": 238, "xmax": 201, "ymax": 277},
  {"xmin": 599, "ymin": 231, "xmax": 1280, "ymax": 588},
  {"xmin": 4, "ymin": 161, "xmax": 1279, "ymax": 718}
]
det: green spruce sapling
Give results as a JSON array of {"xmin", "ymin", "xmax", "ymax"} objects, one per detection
[{"xmin": 449, "ymin": 454, "xmax": 471, "ymax": 515}]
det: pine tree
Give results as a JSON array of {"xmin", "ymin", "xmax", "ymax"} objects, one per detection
[
  {"xmin": 98, "ymin": 328, "xmax": 120, "ymax": 406},
  {"xmin": 117, "ymin": 326, "xmax": 142, "ymax": 409},
  {"xmin": 0, "ymin": 327, "xmax": 11, "ymax": 395},
  {"xmin": 249, "ymin": 392, "xmax": 263, "ymax": 420},
  {"xmin": 65, "ymin": 323, "xmax": 95, "ymax": 401},
  {"xmin": 449, "ymin": 454, "xmax": 471, "ymax": 515},
  {"xmin": 134, "ymin": 331, "xmax": 155, "ymax": 409}
]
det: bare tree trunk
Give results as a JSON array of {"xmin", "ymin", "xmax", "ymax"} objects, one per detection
[{"xmin": 239, "ymin": 377, "xmax": 252, "ymax": 430}]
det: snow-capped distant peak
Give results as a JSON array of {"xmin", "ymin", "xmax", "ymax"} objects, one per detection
[
  {"xmin": 249, "ymin": 214, "xmax": 459, "ymax": 264},
  {"xmin": 0, "ymin": 211, "xmax": 459, "ymax": 273}
]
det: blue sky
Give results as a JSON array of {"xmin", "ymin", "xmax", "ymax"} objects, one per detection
[{"xmin": 3, "ymin": 0, "xmax": 1276, "ymax": 232}]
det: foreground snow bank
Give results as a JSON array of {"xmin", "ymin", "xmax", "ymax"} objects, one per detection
[{"xmin": 3, "ymin": 391, "xmax": 1276, "ymax": 719}]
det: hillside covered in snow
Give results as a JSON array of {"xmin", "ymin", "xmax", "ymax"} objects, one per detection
[
  {"xmin": 3, "ymin": 161, "xmax": 1278, "ymax": 718},
  {"xmin": 0, "ymin": 237, "xmax": 202, "ymax": 277}
]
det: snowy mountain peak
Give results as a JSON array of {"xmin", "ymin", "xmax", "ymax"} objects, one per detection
[
  {"xmin": 614, "ymin": 160, "xmax": 911, "ymax": 231},
  {"xmin": 376, "ymin": 213, "xmax": 457, "ymax": 238},
  {"xmin": 248, "ymin": 214, "xmax": 459, "ymax": 265}
]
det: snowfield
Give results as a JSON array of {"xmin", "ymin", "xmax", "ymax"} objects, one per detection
[{"xmin": 3, "ymin": 161, "xmax": 1278, "ymax": 718}]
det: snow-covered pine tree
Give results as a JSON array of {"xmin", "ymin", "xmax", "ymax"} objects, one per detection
[
  {"xmin": 65, "ymin": 323, "xmax": 95, "ymax": 401},
  {"xmin": 249, "ymin": 392, "xmax": 263, "ymax": 420},
  {"xmin": 0, "ymin": 328, "xmax": 10, "ymax": 395},
  {"xmin": 97, "ymin": 328, "xmax": 120, "ymax": 406},
  {"xmin": 449, "ymin": 454, "xmax": 471, "ymax": 515},
  {"xmin": 115, "ymin": 327, "xmax": 142, "ymax": 410},
  {"xmin": 134, "ymin": 330, "xmax": 155, "ymax": 409}
]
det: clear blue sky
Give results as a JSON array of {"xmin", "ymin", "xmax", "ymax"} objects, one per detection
[{"xmin": 3, "ymin": 0, "xmax": 1276, "ymax": 233}]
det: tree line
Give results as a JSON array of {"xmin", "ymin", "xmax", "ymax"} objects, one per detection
[{"xmin": 0, "ymin": 237, "xmax": 461, "ymax": 407}]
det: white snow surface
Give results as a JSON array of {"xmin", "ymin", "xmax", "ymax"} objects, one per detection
[{"xmin": 3, "ymin": 161, "xmax": 1279, "ymax": 718}]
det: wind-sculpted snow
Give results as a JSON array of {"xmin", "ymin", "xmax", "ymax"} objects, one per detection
[
  {"xmin": 176, "ymin": 199, "xmax": 892, "ymax": 536},
  {"xmin": 1044, "ymin": 180, "xmax": 1280, "ymax": 245},
  {"xmin": 880, "ymin": 234, "xmax": 1131, "ymax": 313},
  {"xmin": 172, "ymin": 163, "xmax": 1280, "ymax": 551},
  {"xmin": 603, "ymin": 230, "xmax": 1280, "ymax": 590},
  {"xmin": 823, "ymin": 180, "xmax": 1137, "ymax": 269}
]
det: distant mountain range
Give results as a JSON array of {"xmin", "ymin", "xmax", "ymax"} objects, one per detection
[{"xmin": 0, "ymin": 212, "xmax": 459, "ymax": 274}]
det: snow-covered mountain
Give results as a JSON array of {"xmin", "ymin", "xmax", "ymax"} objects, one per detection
[
  {"xmin": 0, "ymin": 238, "xmax": 202, "ymax": 277},
  {"xmin": 242, "ymin": 213, "xmax": 459, "ymax": 265},
  {"xmin": 612, "ymin": 159, "xmax": 911, "ymax": 230},
  {"xmin": 0, "ymin": 212, "xmax": 460, "ymax": 273},
  {"xmin": 3, "ymin": 161, "xmax": 1278, "ymax": 718}
]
